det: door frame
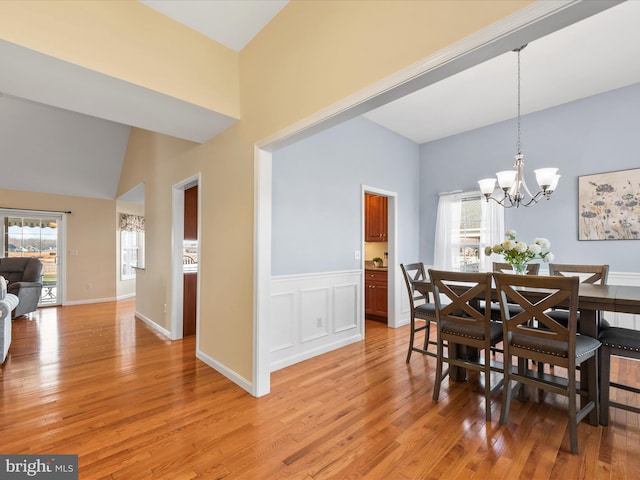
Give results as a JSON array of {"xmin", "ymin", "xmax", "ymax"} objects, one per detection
[
  {"xmin": 170, "ymin": 173, "xmax": 200, "ymax": 341},
  {"xmin": 362, "ymin": 186, "xmax": 398, "ymax": 328},
  {"xmin": 0, "ymin": 208, "xmax": 66, "ymax": 306}
]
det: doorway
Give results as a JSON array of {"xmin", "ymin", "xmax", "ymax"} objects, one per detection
[
  {"xmin": 0, "ymin": 209, "xmax": 65, "ymax": 306},
  {"xmin": 170, "ymin": 174, "xmax": 200, "ymax": 341},
  {"xmin": 182, "ymin": 184, "xmax": 198, "ymax": 337},
  {"xmin": 362, "ymin": 187, "xmax": 397, "ymax": 328}
]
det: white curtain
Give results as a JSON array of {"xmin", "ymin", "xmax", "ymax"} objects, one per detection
[
  {"xmin": 479, "ymin": 199, "xmax": 504, "ymax": 272},
  {"xmin": 433, "ymin": 192, "xmax": 462, "ymax": 270},
  {"xmin": 434, "ymin": 191, "xmax": 504, "ymax": 272}
]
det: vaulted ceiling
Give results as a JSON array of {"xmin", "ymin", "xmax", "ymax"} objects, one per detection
[{"xmin": 1, "ymin": 1, "xmax": 638, "ymax": 201}]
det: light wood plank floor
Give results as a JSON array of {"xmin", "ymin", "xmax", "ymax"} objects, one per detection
[{"xmin": 2, "ymin": 300, "xmax": 639, "ymax": 479}]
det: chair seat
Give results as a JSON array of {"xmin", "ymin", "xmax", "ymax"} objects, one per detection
[
  {"xmin": 599, "ymin": 327, "xmax": 640, "ymax": 352},
  {"xmin": 546, "ymin": 309, "xmax": 611, "ymax": 329},
  {"xmin": 441, "ymin": 319, "xmax": 503, "ymax": 342},
  {"xmin": 511, "ymin": 332, "xmax": 601, "ymax": 359},
  {"xmin": 415, "ymin": 303, "xmax": 436, "ymax": 320},
  {"xmin": 490, "ymin": 303, "xmax": 524, "ymax": 317}
]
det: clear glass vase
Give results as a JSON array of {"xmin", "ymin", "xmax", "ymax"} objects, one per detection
[{"xmin": 511, "ymin": 262, "xmax": 528, "ymax": 275}]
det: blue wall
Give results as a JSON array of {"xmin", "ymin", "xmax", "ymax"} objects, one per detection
[
  {"xmin": 419, "ymin": 83, "xmax": 640, "ymax": 272},
  {"xmin": 272, "ymin": 116, "xmax": 421, "ymax": 275}
]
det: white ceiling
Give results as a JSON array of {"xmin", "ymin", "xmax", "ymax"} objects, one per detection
[
  {"xmin": 0, "ymin": 1, "xmax": 638, "ymax": 201},
  {"xmin": 139, "ymin": 0, "xmax": 289, "ymax": 52},
  {"xmin": 363, "ymin": 0, "xmax": 640, "ymax": 144}
]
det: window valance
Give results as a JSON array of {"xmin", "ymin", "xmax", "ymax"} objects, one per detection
[{"xmin": 119, "ymin": 213, "xmax": 145, "ymax": 232}]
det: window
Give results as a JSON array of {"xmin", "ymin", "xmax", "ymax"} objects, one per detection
[
  {"xmin": 119, "ymin": 213, "xmax": 145, "ymax": 280},
  {"xmin": 456, "ymin": 196, "xmax": 482, "ymax": 271},
  {"xmin": 434, "ymin": 191, "xmax": 504, "ymax": 272}
]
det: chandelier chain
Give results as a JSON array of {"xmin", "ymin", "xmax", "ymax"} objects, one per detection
[{"xmin": 516, "ymin": 47, "xmax": 522, "ymax": 156}]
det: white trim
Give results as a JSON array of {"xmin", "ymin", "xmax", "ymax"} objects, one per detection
[
  {"xmin": 362, "ymin": 186, "xmax": 400, "ymax": 329},
  {"xmin": 254, "ymin": 0, "xmax": 616, "ymax": 397},
  {"xmin": 253, "ymin": 148, "xmax": 272, "ymax": 397},
  {"xmin": 64, "ymin": 296, "xmax": 117, "ymax": 306},
  {"xmin": 272, "ymin": 269, "xmax": 362, "ymax": 282},
  {"xmin": 196, "ymin": 348, "xmax": 253, "ymax": 393},
  {"xmin": 270, "ymin": 334, "xmax": 363, "ymax": 372},
  {"xmin": 170, "ymin": 173, "xmax": 200, "ymax": 341},
  {"xmin": 135, "ymin": 310, "xmax": 171, "ymax": 339}
]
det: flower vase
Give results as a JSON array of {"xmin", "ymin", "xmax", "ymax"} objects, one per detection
[{"xmin": 511, "ymin": 262, "xmax": 528, "ymax": 275}]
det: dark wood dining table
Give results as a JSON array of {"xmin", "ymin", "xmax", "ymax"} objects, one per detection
[{"xmin": 413, "ymin": 279, "xmax": 640, "ymax": 425}]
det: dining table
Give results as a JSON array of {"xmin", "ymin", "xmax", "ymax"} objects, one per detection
[{"xmin": 413, "ymin": 278, "xmax": 640, "ymax": 425}]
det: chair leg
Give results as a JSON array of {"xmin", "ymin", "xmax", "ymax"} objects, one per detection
[
  {"xmin": 432, "ymin": 338, "xmax": 444, "ymax": 402},
  {"xmin": 484, "ymin": 347, "xmax": 492, "ymax": 422},
  {"xmin": 586, "ymin": 353, "xmax": 599, "ymax": 426},
  {"xmin": 423, "ymin": 320, "xmax": 431, "ymax": 350},
  {"xmin": 406, "ymin": 317, "xmax": 416, "ymax": 363},
  {"xmin": 568, "ymin": 371, "xmax": 579, "ymax": 455},
  {"xmin": 599, "ymin": 346, "xmax": 611, "ymax": 426},
  {"xmin": 500, "ymin": 358, "xmax": 512, "ymax": 425}
]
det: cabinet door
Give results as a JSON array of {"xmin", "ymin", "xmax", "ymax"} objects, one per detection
[
  {"xmin": 365, "ymin": 194, "xmax": 388, "ymax": 242},
  {"xmin": 365, "ymin": 270, "xmax": 388, "ymax": 318},
  {"xmin": 184, "ymin": 185, "xmax": 198, "ymax": 240}
]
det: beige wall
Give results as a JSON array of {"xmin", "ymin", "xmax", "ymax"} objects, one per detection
[
  {"xmin": 0, "ymin": 189, "xmax": 116, "ymax": 303},
  {"xmin": 0, "ymin": 0, "xmax": 239, "ymax": 118},
  {"xmin": 1, "ymin": 0, "xmax": 533, "ymax": 385},
  {"xmin": 121, "ymin": 0, "xmax": 533, "ymax": 383}
]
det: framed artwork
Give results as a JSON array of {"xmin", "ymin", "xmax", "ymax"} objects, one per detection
[{"xmin": 578, "ymin": 168, "xmax": 640, "ymax": 240}]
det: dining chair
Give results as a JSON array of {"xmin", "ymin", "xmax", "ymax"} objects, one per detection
[
  {"xmin": 598, "ymin": 326, "xmax": 640, "ymax": 425},
  {"xmin": 494, "ymin": 273, "xmax": 601, "ymax": 454},
  {"xmin": 485, "ymin": 262, "xmax": 541, "ymax": 321},
  {"xmin": 400, "ymin": 263, "xmax": 437, "ymax": 362},
  {"xmin": 428, "ymin": 269, "xmax": 503, "ymax": 421},
  {"xmin": 548, "ymin": 264, "xmax": 610, "ymax": 328}
]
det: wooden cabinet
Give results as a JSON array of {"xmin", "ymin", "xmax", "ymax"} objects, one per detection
[
  {"xmin": 365, "ymin": 269, "xmax": 388, "ymax": 320},
  {"xmin": 365, "ymin": 193, "xmax": 387, "ymax": 242},
  {"xmin": 183, "ymin": 272, "xmax": 197, "ymax": 336},
  {"xmin": 184, "ymin": 185, "xmax": 198, "ymax": 240}
]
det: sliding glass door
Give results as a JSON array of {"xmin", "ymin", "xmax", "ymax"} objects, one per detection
[{"xmin": 1, "ymin": 210, "xmax": 64, "ymax": 306}]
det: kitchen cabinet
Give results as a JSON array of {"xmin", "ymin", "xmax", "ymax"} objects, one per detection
[
  {"xmin": 365, "ymin": 193, "xmax": 387, "ymax": 242},
  {"xmin": 365, "ymin": 269, "xmax": 388, "ymax": 320},
  {"xmin": 184, "ymin": 185, "xmax": 198, "ymax": 240},
  {"xmin": 183, "ymin": 272, "xmax": 197, "ymax": 336}
]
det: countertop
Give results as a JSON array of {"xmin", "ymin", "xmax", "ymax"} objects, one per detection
[{"xmin": 365, "ymin": 265, "xmax": 388, "ymax": 271}]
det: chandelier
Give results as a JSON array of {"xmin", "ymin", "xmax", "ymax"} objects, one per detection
[{"xmin": 478, "ymin": 45, "xmax": 560, "ymax": 208}]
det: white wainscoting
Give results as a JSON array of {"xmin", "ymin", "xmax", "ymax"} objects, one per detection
[{"xmin": 270, "ymin": 270, "xmax": 363, "ymax": 371}]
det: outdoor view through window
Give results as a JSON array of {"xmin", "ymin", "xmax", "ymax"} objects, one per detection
[{"xmin": 456, "ymin": 196, "xmax": 481, "ymax": 272}]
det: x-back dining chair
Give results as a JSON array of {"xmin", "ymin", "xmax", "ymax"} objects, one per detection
[
  {"xmin": 428, "ymin": 269, "xmax": 503, "ymax": 421},
  {"xmin": 548, "ymin": 264, "xmax": 610, "ymax": 328},
  {"xmin": 400, "ymin": 263, "xmax": 437, "ymax": 362},
  {"xmin": 494, "ymin": 273, "xmax": 601, "ymax": 454},
  {"xmin": 598, "ymin": 327, "xmax": 640, "ymax": 425},
  {"xmin": 485, "ymin": 262, "xmax": 541, "ymax": 321}
]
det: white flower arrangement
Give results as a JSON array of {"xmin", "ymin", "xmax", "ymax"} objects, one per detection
[{"xmin": 484, "ymin": 230, "xmax": 553, "ymax": 272}]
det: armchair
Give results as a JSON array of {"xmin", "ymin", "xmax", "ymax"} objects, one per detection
[{"xmin": 0, "ymin": 257, "xmax": 43, "ymax": 318}]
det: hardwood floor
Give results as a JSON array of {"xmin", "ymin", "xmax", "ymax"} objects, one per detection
[{"xmin": 2, "ymin": 300, "xmax": 639, "ymax": 479}]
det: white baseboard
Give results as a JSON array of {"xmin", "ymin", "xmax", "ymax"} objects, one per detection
[
  {"xmin": 270, "ymin": 333, "xmax": 363, "ymax": 372},
  {"xmin": 135, "ymin": 311, "xmax": 171, "ymax": 339},
  {"xmin": 64, "ymin": 296, "xmax": 117, "ymax": 306},
  {"xmin": 196, "ymin": 348, "xmax": 253, "ymax": 395}
]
